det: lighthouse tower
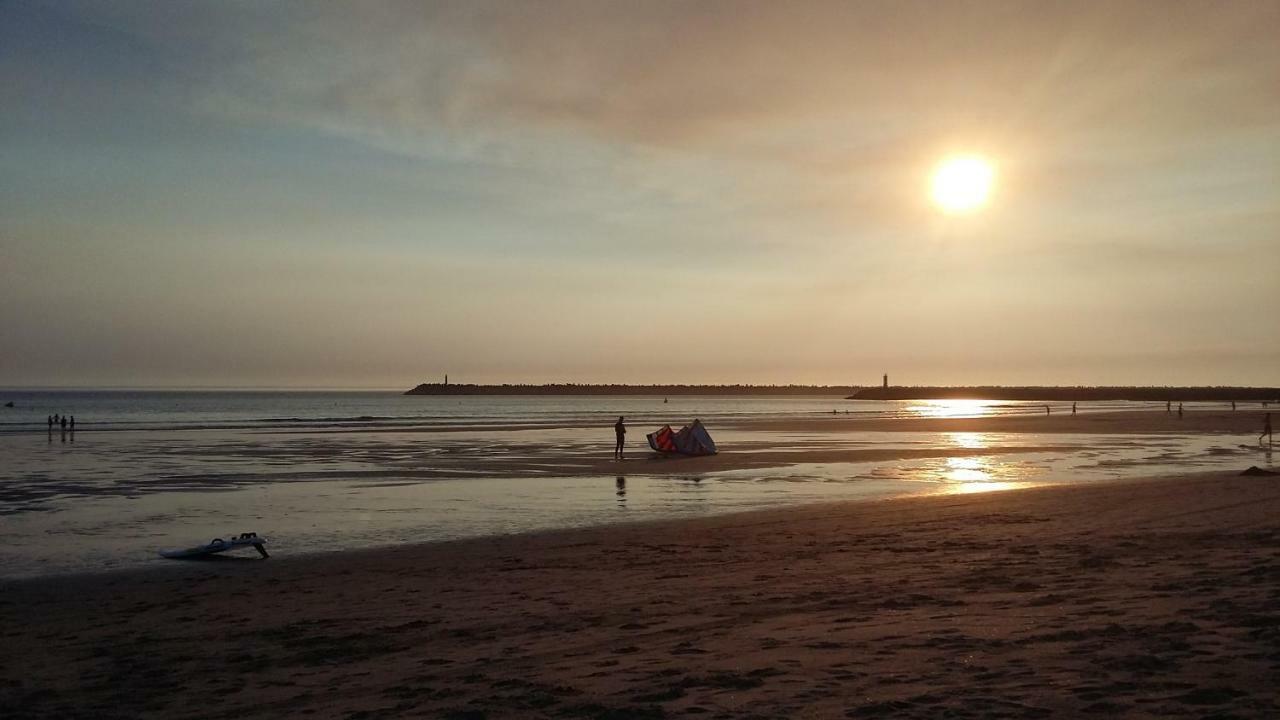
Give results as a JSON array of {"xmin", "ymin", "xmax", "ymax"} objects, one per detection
[{"xmin": 883, "ymin": 373, "xmax": 889, "ymax": 389}]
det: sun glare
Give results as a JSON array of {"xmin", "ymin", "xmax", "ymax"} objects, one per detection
[{"xmin": 930, "ymin": 155, "xmax": 995, "ymax": 213}]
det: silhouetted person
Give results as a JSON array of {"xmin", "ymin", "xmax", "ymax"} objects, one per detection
[
  {"xmin": 53, "ymin": 413, "xmax": 60, "ymax": 425},
  {"xmin": 60, "ymin": 416, "xmax": 67, "ymax": 431},
  {"xmin": 614, "ymin": 416, "xmax": 626, "ymax": 460},
  {"xmin": 47, "ymin": 415, "xmax": 53, "ymax": 431},
  {"xmin": 1177, "ymin": 403, "xmax": 1183, "ymax": 419},
  {"xmin": 1262, "ymin": 413, "xmax": 1273, "ymax": 447},
  {"xmin": 1166, "ymin": 401, "xmax": 1171, "ymax": 413},
  {"xmin": 1071, "ymin": 402, "xmax": 1077, "ymax": 415},
  {"xmin": 1231, "ymin": 401, "xmax": 1236, "ymax": 411},
  {"xmin": 70, "ymin": 415, "xmax": 75, "ymax": 430},
  {"xmin": 1045, "ymin": 405, "xmax": 1050, "ymax": 416}
]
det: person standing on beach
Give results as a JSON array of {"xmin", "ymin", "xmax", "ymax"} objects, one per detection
[
  {"xmin": 1072, "ymin": 402, "xmax": 1077, "ymax": 415},
  {"xmin": 47, "ymin": 415, "xmax": 53, "ymax": 431},
  {"xmin": 1232, "ymin": 401, "xmax": 1237, "ymax": 411},
  {"xmin": 70, "ymin": 416, "xmax": 75, "ymax": 431},
  {"xmin": 1262, "ymin": 413, "xmax": 1273, "ymax": 446},
  {"xmin": 1178, "ymin": 403, "xmax": 1184, "ymax": 419},
  {"xmin": 1045, "ymin": 405, "xmax": 1050, "ymax": 416},
  {"xmin": 1166, "ymin": 401, "xmax": 1171, "ymax": 413},
  {"xmin": 614, "ymin": 416, "xmax": 626, "ymax": 460}
]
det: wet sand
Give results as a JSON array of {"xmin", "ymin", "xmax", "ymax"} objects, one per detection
[{"xmin": 4, "ymin": 470, "xmax": 1279, "ymax": 719}]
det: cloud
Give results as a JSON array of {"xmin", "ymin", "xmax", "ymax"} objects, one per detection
[{"xmin": 46, "ymin": 1, "xmax": 1275, "ymax": 157}]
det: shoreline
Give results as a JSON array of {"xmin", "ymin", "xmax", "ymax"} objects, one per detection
[
  {"xmin": 0, "ymin": 468, "xmax": 1234, "ymax": 588},
  {"xmin": 5, "ymin": 470, "xmax": 1279, "ymax": 718}
]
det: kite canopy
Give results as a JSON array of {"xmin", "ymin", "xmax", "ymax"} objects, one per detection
[{"xmin": 647, "ymin": 419, "xmax": 718, "ymax": 456}]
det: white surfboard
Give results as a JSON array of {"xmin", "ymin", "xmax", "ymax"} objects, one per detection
[{"xmin": 160, "ymin": 532, "xmax": 269, "ymax": 559}]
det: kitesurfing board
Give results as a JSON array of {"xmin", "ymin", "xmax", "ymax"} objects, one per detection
[{"xmin": 160, "ymin": 534, "xmax": 268, "ymax": 559}]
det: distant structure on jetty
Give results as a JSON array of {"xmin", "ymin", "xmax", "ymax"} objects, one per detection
[
  {"xmin": 404, "ymin": 383, "xmax": 860, "ymax": 396},
  {"xmin": 847, "ymin": 386, "xmax": 1280, "ymax": 402},
  {"xmin": 404, "ymin": 382, "xmax": 1279, "ymax": 401}
]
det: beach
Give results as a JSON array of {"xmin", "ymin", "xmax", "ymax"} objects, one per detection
[
  {"xmin": 0, "ymin": 396, "xmax": 1273, "ymax": 577},
  {"xmin": 4, "ymin": 470, "xmax": 1279, "ymax": 719}
]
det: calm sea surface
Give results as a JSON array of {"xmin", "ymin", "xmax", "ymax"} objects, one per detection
[{"xmin": 0, "ymin": 390, "xmax": 1179, "ymax": 432}]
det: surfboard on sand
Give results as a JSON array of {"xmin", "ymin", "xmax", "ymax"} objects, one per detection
[{"xmin": 160, "ymin": 532, "xmax": 269, "ymax": 559}]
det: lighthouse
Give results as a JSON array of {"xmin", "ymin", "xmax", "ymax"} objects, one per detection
[{"xmin": 883, "ymin": 373, "xmax": 889, "ymax": 390}]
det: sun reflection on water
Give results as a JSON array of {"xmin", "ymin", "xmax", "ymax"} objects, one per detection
[
  {"xmin": 948, "ymin": 432, "xmax": 989, "ymax": 449},
  {"xmin": 929, "ymin": 454, "xmax": 1042, "ymax": 495},
  {"xmin": 909, "ymin": 399, "xmax": 998, "ymax": 418},
  {"xmin": 945, "ymin": 456, "xmax": 991, "ymax": 482}
]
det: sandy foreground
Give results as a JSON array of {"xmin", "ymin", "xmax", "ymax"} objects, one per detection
[{"xmin": 3, "ymin": 470, "xmax": 1279, "ymax": 719}]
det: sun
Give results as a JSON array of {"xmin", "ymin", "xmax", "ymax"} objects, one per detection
[{"xmin": 930, "ymin": 155, "xmax": 995, "ymax": 214}]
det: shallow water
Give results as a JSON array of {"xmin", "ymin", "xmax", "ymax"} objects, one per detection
[{"xmin": 0, "ymin": 414, "xmax": 1271, "ymax": 578}]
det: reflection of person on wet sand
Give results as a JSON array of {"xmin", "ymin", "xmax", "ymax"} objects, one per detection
[
  {"xmin": 615, "ymin": 476, "xmax": 626, "ymax": 504},
  {"xmin": 1262, "ymin": 413, "xmax": 1273, "ymax": 447},
  {"xmin": 614, "ymin": 416, "xmax": 626, "ymax": 460}
]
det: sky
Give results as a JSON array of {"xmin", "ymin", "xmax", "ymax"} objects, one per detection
[{"xmin": 2, "ymin": 0, "xmax": 1277, "ymax": 388}]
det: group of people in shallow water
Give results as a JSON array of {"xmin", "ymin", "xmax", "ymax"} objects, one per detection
[{"xmin": 47, "ymin": 413, "xmax": 75, "ymax": 434}]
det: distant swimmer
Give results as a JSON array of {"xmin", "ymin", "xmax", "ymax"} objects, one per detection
[
  {"xmin": 614, "ymin": 416, "xmax": 626, "ymax": 460},
  {"xmin": 1262, "ymin": 413, "xmax": 1273, "ymax": 447}
]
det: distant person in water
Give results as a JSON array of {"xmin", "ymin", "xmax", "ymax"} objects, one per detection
[
  {"xmin": 1071, "ymin": 402, "xmax": 1077, "ymax": 415},
  {"xmin": 70, "ymin": 416, "xmax": 75, "ymax": 431},
  {"xmin": 1262, "ymin": 413, "xmax": 1273, "ymax": 446},
  {"xmin": 1232, "ymin": 401, "xmax": 1237, "ymax": 411},
  {"xmin": 1045, "ymin": 405, "xmax": 1050, "ymax": 416},
  {"xmin": 60, "ymin": 416, "xmax": 67, "ymax": 431},
  {"xmin": 614, "ymin": 416, "xmax": 626, "ymax": 460},
  {"xmin": 1177, "ymin": 403, "xmax": 1184, "ymax": 418},
  {"xmin": 47, "ymin": 415, "xmax": 53, "ymax": 431},
  {"xmin": 1166, "ymin": 401, "xmax": 1171, "ymax": 413}
]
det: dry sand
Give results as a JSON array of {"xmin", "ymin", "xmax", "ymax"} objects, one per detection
[{"xmin": 4, "ymin": 470, "xmax": 1279, "ymax": 719}]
